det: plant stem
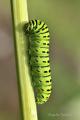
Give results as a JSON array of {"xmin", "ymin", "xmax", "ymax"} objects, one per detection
[{"xmin": 10, "ymin": 0, "xmax": 38, "ymax": 120}]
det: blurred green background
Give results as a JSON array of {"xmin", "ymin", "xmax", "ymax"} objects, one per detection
[{"xmin": 0, "ymin": 0, "xmax": 80, "ymax": 120}]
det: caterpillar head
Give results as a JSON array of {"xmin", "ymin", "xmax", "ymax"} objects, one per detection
[
  {"xmin": 24, "ymin": 21, "xmax": 38, "ymax": 36},
  {"xmin": 24, "ymin": 22, "xmax": 32, "ymax": 35}
]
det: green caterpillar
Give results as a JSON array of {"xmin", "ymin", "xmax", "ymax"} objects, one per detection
[{"xmin": 24, "ymin": 20, "xmax": 52, "ymax": 104}]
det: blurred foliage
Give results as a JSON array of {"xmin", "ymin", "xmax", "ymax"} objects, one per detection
[
  {"xmin": 0, "ymin": 112, "xmax": 16, "ymax": 120},
  {"xmin": 28, "ymin": 0, "xmax": 80, "ymax": 120}
]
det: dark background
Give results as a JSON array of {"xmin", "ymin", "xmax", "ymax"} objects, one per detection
[{"xmin": 0, "ymin": 0, "xmax": 80, "ymax": 120}]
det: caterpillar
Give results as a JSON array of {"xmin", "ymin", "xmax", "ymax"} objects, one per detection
[{"xmin": 24, "ymin": 20, "xmax": 52, "ymax": 104}]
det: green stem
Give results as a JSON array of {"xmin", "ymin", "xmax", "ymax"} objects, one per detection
[{"xmin": 10, "ymin": 0, "xmax": 38, "ymax": 120}]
